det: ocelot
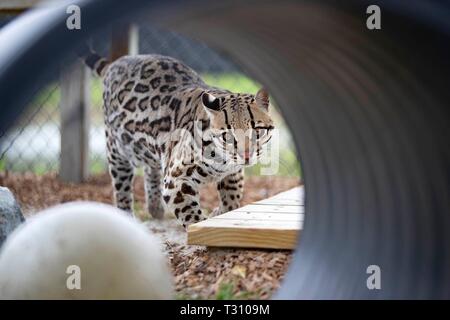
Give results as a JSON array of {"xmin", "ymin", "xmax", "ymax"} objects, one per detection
[{"xmin": 82, "ymin": 50, "xmax": 274, "ymax": 228}]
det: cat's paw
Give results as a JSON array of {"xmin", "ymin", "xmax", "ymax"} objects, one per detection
[{"xmin": 148, "ymin": 203, "xmax": 165, "ymax": 219}]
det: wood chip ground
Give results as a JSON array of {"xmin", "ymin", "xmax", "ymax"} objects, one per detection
[{"xmin": 0, "ymin": 172, "xmax": 301, "ymax": 299}]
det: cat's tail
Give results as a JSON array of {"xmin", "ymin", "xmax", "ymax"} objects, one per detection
[{"xmin": 76, "ymin": 43, "xmax": 110, "ymax": 77}]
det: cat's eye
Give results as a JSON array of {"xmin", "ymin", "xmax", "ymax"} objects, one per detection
[
  {"xmin": 254, "ymin": 125, "xmax": 274, "ymax": 139},
  {"xmin": 256, "ymin": 128, "xmax": 267, "ymax": 139}
]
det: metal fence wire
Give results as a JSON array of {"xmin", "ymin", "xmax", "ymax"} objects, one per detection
[{"xmin": 0, "ymin": 19, "xmax": 300, "ymax": 177}]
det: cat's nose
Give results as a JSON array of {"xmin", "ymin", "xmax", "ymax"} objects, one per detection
[{"xmin": 241, "ymin": 150, "xmax": 252, "ymax": 163}]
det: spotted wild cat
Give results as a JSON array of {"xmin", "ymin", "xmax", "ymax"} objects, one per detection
[{"xmin": 81, "ymin": 50, "xmax": 274, "ymax": 228}]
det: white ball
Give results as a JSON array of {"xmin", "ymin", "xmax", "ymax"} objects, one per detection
[{"xmin": 0, "ymin": 202, "xmax": 173, "ymax": 299}]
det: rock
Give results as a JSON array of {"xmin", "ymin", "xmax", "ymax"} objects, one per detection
[
  {"xmin": 0, "ymin": 187, "xmax": 25, "ymax": 247},
  {"xmin": 0, "ymin": 202, "xmax": 173, "ymax": 299}
]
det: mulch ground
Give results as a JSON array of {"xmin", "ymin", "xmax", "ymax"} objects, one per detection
[{"xmin": 0, "ymin": 172, "xmax": 301, "ymax": 299}]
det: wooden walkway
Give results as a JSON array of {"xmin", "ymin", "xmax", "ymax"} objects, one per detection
[{"xmin": 187, "ymin": 187, "xmax": 304, "ymax": 249}]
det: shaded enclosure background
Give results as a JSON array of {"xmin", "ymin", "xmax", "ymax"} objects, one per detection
[{"xmin": 0, "ymin": 15, "xmax": 300, "ymax": 177}]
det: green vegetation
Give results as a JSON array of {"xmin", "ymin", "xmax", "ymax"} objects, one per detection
[
  {"xmin": 245, "ymin": 148, "xmax": 301, "ymax": 177},
  {"xmin": 215, "ymin": 282, "xmax": 261, "ymax": 300},
  {"xmin": 0, "ymin": 158, "xmax": 6, "ymax": 171},
  {"xmin": 89, "ymin": 158, "xmax": 107, "ymax": 175},
  {"xmin": 0, "ymin": 155, "xmax": 58, "ymax": 174},
  {"xmin": 175, "ymin": 281, "xmax": 259, "ymax": 300},
  {"xmin": 202, "ymin": 72, "xmax": 261, "ymax": 94},
  {"xmin": 215, "ymin": 282, "xmax": 236, "ymax": 300}
]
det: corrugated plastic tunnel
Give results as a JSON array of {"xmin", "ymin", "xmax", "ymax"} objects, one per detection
[{"xmin": 0, "ymin": 0, "xmax": 449, "ymax": 299}]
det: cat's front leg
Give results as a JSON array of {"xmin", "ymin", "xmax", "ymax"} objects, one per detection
[
  {"xmin": 144, "ymin": 166, "xmax": 165, "ymax": 219},
  {"xmin": 162, "ymin": 177, "xmax": 207, "ymax": 228},
  {"xmin": 212, "ymin": 170, "xmax": 244, "ymax": 217}
]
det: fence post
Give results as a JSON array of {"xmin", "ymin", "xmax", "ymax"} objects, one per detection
[
  {"xmin": 60, "ymin": 61, "xmax": 90, "ymax": 183},
  {"xmin": 110, "ymin": 23, "xmax": 139, "ymax": 60}
]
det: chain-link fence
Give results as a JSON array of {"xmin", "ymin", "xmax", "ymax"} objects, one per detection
[{"xmin": 0, "ymin": 17, "xmax": 300, "ymax": 177}]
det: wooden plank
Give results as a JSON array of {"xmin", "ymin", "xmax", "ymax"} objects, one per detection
[
  {"xmin": 190, "ymin": 218, "xmax": 302, "ymax": 229},
  {"xmin": 254, "ymin": 186, "xmax": 304, "ymax": 205},
  {"xmin": 187, "ymin": 186, "xmax": 304, "ymax": 249},
  {"xmin": 234, "ymin": 204, "xmax": 303, "ymax": 214},
  {"xmin": 270, "ymin": 187, "xmax": 304, "ymax": 200},
  {"xmin": 254, "ymin": 198, "xmax": 303, "ymax": 206},
  {"xmin": 213, "ymin": 211, "xmax": 303, "ymax": 221},
  {"xmin": 188, "ymin": 223, "xmax": 299, "ymax": 250},
  {"xmin": 59, "ymin": 61, "xmax": 90, "ymax": 183}
]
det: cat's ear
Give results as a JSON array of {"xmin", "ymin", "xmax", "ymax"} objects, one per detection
[
  {"xmin": 202, "ymin": 92, "xmax": 221, "ymax": 112},
  {"xmin": 255, "ymin": 88, "xmax": 269, "ymax": 111}
]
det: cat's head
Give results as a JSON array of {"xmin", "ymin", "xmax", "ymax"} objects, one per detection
[{"xmin": 201, "ymin": 88, "xmax": 274, "ymax": 166}]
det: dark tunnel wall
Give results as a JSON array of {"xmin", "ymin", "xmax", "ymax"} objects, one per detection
[
  {"xmin": 168, "ymin": 1, "xmax": 450, "ymax": 299},
  {"xmin": 0, "ymin": 0, "xmax": 449, "ymax": 298}
]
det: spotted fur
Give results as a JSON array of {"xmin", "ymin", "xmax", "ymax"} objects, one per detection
[{"xmin": 82, "ymin": 51, "xmax": 274, "ymax": 228}]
